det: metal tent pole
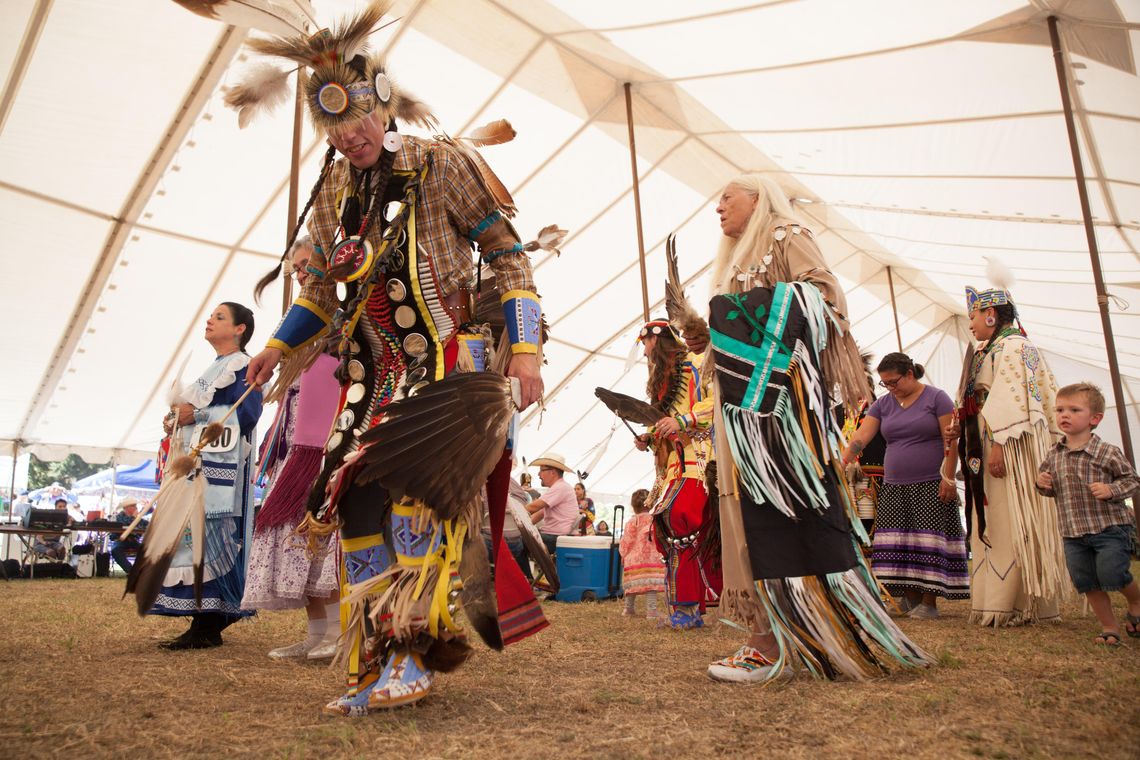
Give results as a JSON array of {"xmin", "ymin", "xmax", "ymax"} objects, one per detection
[
  {"xmin": 107, "ymin": 452, "xmax": 117, "ymax": 515},
  {"xmin": 282, "ymin": 71, "xmax": 305, "ymax": 314},
  {"xmin": 6, "ymin": 441, "xmax": 16, "ymax": 521},
  {"xmin": 886, "ymin": 266, "xmax": 903, "ymax": 352},
  {"xmin": 624, "ymin": 82, "xmax": 650, "ymax": 323},
  {"xmin": 4, "ymin": 441, "xmax": 17, "ymax": 561},
  {"xmin": 1047, "ymin": 15, "xmax": 1137, "ymax": 532}
]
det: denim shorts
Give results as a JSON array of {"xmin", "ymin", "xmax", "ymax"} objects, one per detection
[{"xmin": 1063, "ymin": 524, "xmax": 1137, "ymax": 593}]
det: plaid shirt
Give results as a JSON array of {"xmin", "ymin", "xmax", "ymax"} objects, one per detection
[
  {"xmin": 299, "ymin": 136, "xmax": 535, "ymax": 321},
  {"xmin": 1037, "ymin": 434, "xmax": 1139, "ymax": 537}
]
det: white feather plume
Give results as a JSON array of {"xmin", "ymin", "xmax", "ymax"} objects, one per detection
[
  {"xmin": 984, "ymin": 256, "xmax": 1015, "ymax": 291},
  {"xmin": 165, "ymin": 353, "xmax": 194, "ymax": 406},
  {"xmin": 522, "ymin": 225, "xmax": 568, "ymax": 256}
]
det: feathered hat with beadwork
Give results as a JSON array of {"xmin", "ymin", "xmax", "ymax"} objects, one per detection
[
  {"xmin": 223, "ymin": 0, "xmax": 436, "ymax": 133},
  {"xmin": 637, "ymin": 319, "xmax": 682, "ymax": 343},
  {"xmin": 965, "ymin": 257, "xmax": 1018, "ymax": 317}
]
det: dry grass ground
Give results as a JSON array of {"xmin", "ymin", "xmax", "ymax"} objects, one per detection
[{"xmin": 1, "ymin": 575, "xmax": 1138, "ymax": 759}]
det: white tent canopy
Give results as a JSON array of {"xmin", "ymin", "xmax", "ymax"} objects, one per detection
[{"xmin": 2, "ymin": 0, "xmax": 1138, "ymax": 496}]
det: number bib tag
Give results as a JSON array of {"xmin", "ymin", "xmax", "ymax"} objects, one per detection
[{"xmin": 195, "ymin": 423, "xmax": 239, "ymax": 453}]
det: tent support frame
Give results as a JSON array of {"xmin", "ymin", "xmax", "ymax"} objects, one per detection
[
  {"xmin": 886, "ymin": 265, "xmax": 903, "ymax": 351},
  {"xmin": 282, "ymin": 72, "xmax": 304, "ymax": 313},
  {"xmin": 1048, "ymin": 15, "xmax": 1137, "ymax": 532},
  {"xmin": 624, "ymin": 82, "xmax": 650, "ymax": 323}
]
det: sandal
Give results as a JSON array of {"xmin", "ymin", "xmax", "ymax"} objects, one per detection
[
  {"xmin": 1125, "ymin": 613, "xmax": 1140, "ymax": 639},
  {"xmin": 1094, "ymin": 631, "xmax": 1122, "ymax": 647}
]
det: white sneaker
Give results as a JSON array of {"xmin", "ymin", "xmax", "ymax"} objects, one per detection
[
  {"xmin": 306, "ymin": 638, "xmax": 338, "ymax": 660},
  {"xmin": 707, "ymin": 646, "xmax": 792, "ymax": 684},
  {"xmin": 268, "ymin": 640, "xmax": 315, "ymax": 660}
]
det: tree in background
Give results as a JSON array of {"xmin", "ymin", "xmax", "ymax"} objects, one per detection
[{"xmin": 27, "ymin": 454, "xmax": 107, "ymax": 490}]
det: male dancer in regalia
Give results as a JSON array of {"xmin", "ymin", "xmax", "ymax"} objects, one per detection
[{"xmin": 233, "ymin": 2, "xmax": 556, "ymax": 715}]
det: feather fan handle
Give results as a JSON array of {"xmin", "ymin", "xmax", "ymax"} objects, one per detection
[
  {"xmin": 191, "ymin": 383, "xmax": 258, "ymax": 455},
  {"xmin": 223, "ymin": 62, "xmax": 295, "ymax": 128},
  {"xmin": 522, "ymin": 225, "xmax": 568, "ymax": 256},
  {"xmin": 460, "ymin": 119, "xmax": 516, "ymax": 147}
]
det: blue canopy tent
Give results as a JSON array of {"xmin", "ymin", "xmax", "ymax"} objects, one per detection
[
  {"xmin": 73, "ymin": 460, "xmax": 159, "ymax": 494},
  {"xmin": 72, "ymin": 460, "xmax": 264, "ymax": 510}
]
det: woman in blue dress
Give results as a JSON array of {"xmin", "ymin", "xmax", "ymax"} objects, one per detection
[{"xmin": 153, "ymin": 302, "xmax": 263, "ymax": 649}]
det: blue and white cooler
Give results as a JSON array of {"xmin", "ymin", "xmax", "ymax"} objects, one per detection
[{"xmin": 554, "ymin": 535, "xmax": 622, "ymax": 602}]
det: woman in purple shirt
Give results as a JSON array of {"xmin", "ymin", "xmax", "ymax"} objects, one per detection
[{"xmin": 843, "ymin": 353, "xmax": 969, "ymax": 619}]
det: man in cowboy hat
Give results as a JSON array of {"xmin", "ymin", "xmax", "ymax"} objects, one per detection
[
  {"xmin": 110, "ymin": 498, "xmax": 146, "ymax": 574},
  {"xmin": 524, "ymin": 453, "xmax": 580, "ymax": 556}
]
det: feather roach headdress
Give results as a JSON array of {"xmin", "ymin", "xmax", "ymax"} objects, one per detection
[{"xmin": 223, "ymin": 0, "xmax": 436, "ymax": 132}]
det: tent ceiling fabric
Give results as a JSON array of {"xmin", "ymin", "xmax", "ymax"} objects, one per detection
[{"xmin": 1, "ymin": 0, "xmax": 1138, "ymax": 489}]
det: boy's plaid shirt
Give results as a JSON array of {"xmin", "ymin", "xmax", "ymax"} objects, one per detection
[{"xmin": 1037, "ymin": 434, "xmax": 1139, "ymax": 537}]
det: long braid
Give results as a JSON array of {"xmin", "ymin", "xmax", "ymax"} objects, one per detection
[{"xmin": 254, "ymin": 144, "xmax": 339, "ymax": 304}]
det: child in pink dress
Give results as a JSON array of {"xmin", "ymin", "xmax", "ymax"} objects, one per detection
[{"xmin": 619, "ymin": 489, "xmax": 666, "ymax": 617}]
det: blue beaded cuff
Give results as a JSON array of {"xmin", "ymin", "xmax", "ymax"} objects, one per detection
[
  {"xmin": 266, "ymin": 298, "xmax": 331, "ymax": 356},
  {"xmin": 467, "ymin": 210, "xmax": 502, "ymax": 241},
  {"xmin": 501, "ymin": 289, "xmax": 541, "ymax": 355}
]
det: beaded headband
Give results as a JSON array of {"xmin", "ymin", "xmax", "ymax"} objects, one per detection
[
  {"xmin": 637, "ymin": 320, "xmax": 681, "ymax": 343},
  {"xmin": 965, "ymin": 286, "xmax": 1014, "ymax": 314}
]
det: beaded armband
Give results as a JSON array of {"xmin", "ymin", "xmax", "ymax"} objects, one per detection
[
  {"xmin": 266, "ymin": 298, "xmax": 332, "ymax": 356},
  {"xmin": 482, "ymin": 242, "xmax": 524, "ymax": 264},
  {"xmin": 467, "ymin": 211, "xmax": 502, "ymax": 241},
  {"xmin": 501, "ymin": 289, "xmax": 541, "ymax": 355}
]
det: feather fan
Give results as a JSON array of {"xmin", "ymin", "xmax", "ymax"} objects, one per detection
[
  {"xmin": 507, "ymin": 480, "xmax": 559, "ymax": 591},
  {"xmin": 594, "ymin": 387, "xmax": 661, "ymax": 427},
  {"xmin": 124, "ymin": 467, "xmax": 205, "ymax": 615},
  {"xmin": 664, "ymin": 233, "xmax": 709, "ymax": 342},
  {"xmin": 354, "ymin": 373, "xmax": 516, "ymax": 520},
  {"xmin": 457, "ymin": 529, "xmax": 504, "ymax": 650}
]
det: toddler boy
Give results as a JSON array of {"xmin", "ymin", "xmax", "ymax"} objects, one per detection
[{"xmin": 1036, "ymin": 382, "xmax": 1140, "ymax": 646}]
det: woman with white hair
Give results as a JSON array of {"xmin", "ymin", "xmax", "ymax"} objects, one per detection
[{"xmin": 705, "ymin": 174, "xmax": 932, "ymax": 683}]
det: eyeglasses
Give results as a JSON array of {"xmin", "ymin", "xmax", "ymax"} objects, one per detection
[{"xmin": 878, "ymin": 377, "xmax": 902, "ymax": 389}]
